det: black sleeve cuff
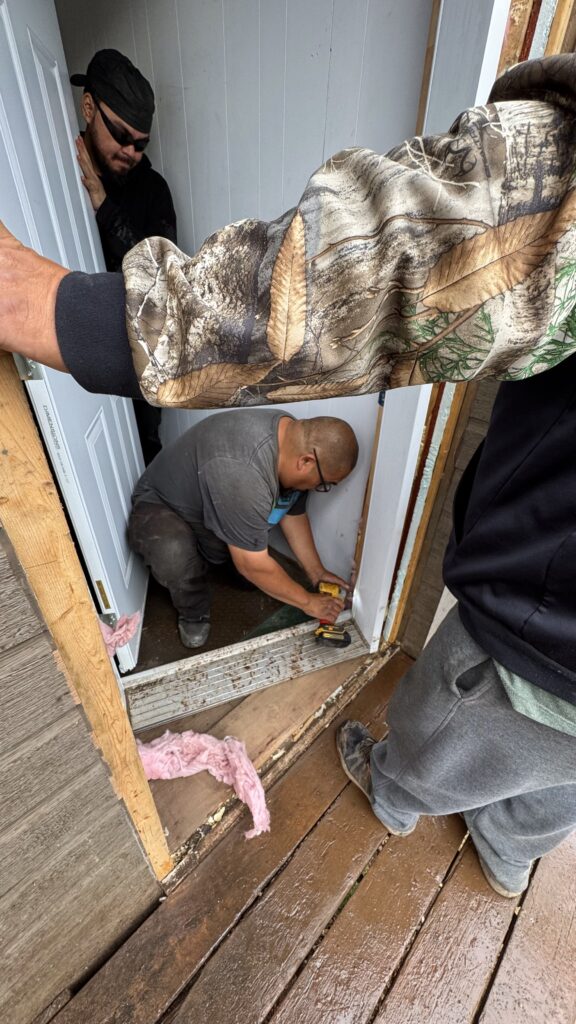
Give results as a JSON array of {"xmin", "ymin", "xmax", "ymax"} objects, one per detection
[{"xmin": 55, "ymin": 271, "xmax": 141, "ymax": 399}]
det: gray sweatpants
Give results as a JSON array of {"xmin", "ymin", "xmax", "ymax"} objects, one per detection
[{"xmin": 371, "ymin": 606, "xmax": 576, "ymax": 892}]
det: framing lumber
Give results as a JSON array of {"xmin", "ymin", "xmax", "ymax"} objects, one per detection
[
  {"xmin": 499, "ymin": 0, "xmax": 538, "ymax": 70},
  {"xmin": 0, "ymin": 353, "xmax": 172, "ymax": 879},
  {"xmin": 545, "ymin": 0, "xmax": 576, "ymax": 53}
]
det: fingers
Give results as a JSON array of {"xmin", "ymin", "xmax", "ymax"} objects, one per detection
[
  {"xmin": 75, "ymin": 136, "xmax": 95, "ymax": 176},
  {"xmin": 322, "ymin": 572, "xmax": 350, "ymax": 591},
  {"xmin": 319, "ymin": 596, "xmax": 345, "ymax": 621},
  {"xmin": 0, "ymin": 220, "xmax": 15, "ymax": 241}
]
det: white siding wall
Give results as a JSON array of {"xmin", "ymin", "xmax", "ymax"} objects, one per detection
[
  {"xmin": 55, "ymin": 0, "xmax": 433, "ymax": 250},
  {"xmin": 54, "ymin": 0, "xmax": 434, "ymax": 580}
]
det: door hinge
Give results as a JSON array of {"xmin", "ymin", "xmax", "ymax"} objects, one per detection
[
  {"xmin": 13, "ymin": 354, "xmax": 43, "ymax": 380},
  {"xmin": 99, "ymin": 611, "xmax": 118, "ymax": 628}
]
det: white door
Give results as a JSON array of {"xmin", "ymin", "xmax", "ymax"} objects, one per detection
[{"xmin": 0, "ymin": 0, "xmax": 147, "ymax": 672}]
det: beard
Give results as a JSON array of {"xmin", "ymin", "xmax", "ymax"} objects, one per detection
[{"xmin": 88, "ymin": 130, "xmax": 135, "ymax": 182}]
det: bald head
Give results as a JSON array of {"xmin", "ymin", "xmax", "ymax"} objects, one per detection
[{"xmin": 295, "ymin": 417, "xmax": 358, "ymax": 478}]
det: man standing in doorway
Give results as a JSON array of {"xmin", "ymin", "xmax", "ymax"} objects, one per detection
[
  {"xmin": 71, "ymin": 48, "xmax": 177, "ymax": 462},
  {"xmin": 128, "ymin": 411, "xmax": 358, "ymax": 649}
]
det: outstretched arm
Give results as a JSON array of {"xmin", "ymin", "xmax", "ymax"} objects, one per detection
[
  {"xmin": 279, "ymin": 513, "xmax": 349, "ymax": 591},
  {"xmin": 2, "ymin": 57, "xmax": 576, "ymax": 405},
  {"xmin": 0, "ymin": 223, "xmax": 69, "ymax": 371},
  {"xmin": 229, "ymin": 545, "xmax": 344, "ymax": 623}
]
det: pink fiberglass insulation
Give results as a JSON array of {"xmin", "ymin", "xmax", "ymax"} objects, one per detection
[
  {"xmin": 100, "ymin": 611, "xmax": 140, "ymax": 656},
  {"xmin": 137, "ymin": 730, "xmax": 270, "ymax": 839}
]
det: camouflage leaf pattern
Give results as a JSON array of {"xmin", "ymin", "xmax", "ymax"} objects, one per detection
[{"xmin": 123, "ymin": 55, "xmax": 576, "ymax": 408}]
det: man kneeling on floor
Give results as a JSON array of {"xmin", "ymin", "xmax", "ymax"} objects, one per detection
[{"xmin": 128, "ymin": 410, "xmax": 357, "ymax": 648}]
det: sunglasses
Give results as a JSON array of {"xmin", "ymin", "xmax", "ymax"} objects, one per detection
[
  {"xmin": 313, "ymin": 448, "xmax": 336, "ymax": 493},
  {"xmin": 93, "ymin": 96, "xmax": 149, "ymax": 152}
]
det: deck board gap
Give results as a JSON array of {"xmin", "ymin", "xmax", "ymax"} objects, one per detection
[
  {"xmin": 470, "ymin": 868, "xmax": 536, "ymax": 1024},
  {"xmin": 260, "ymin": 829, "xmax": 395, "ymax": 1024},
  {"xmin": 157, "ymin": 781, "xmax": 358, "ymax": 1022},
  {"xmin": 363, "ymin": 837, "xmax": 472, "ymax": 1024}
]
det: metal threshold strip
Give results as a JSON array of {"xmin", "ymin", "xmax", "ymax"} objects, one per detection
[{"xmin": 124, "ymin": 616, "xmax": 369, "ymax": 731}]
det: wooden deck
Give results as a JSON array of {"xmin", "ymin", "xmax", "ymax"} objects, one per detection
[{"xmin": 52, "ymin": 652, "xmax": 576, "ymax": 1024}]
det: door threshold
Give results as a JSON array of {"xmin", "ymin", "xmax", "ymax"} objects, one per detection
[{"xmin": 124, "ymin": 616, "xmax": 368, "ymax": 731}]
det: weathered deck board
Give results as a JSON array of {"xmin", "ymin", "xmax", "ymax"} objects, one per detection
[
  {"xmin": 479, "ymin": 833, "xmax": 576, "ymax": 1024},
  {"xmin": 269, "ymin": 815, "xmax": 464, "ymax": 1024},
  {"xmin": 170, "ymin": 785, "xmax": 387, "ymax": 1023},
  {"xmin": 373, "ymin": 843, "xmax": 518, "ymax": 1024},
  {"xmin": 52, "ymin": 643, "xmax": 576, "ymax": 1024},
  {"xmin": 52, "ymin": 653, "xmax": 410, "ymax": 1024}
]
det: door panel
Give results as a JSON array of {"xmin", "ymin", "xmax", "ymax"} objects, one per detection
[{"xmin": 0, "ymin": 0, "xmax": 147, "ymax": 671}]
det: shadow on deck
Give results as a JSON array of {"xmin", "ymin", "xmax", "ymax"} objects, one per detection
[{"xmin": 51, "ymin": 652, "xmax": 576, "ymax": 1024}]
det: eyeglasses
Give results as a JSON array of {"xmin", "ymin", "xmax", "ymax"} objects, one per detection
[
  {"xmin": 93, "ymin": 96, "xmax": 149, "ymax": 152},
  {"xmin": 313, "ymin": 448, "xmax": 336, "ymax": 493}
]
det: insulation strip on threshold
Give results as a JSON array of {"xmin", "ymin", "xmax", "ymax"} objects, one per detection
[{"xmin": 125, "ymin": 618, "xmax": 369, "ymax": 731}]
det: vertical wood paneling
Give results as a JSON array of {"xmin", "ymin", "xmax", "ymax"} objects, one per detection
[
  {"xmin": 54, "ymin": 0, "xmax": 97, "ymax": 92},
  {"xmin": 52, "ymin": 0, "xmax": 436, "ymax": 579},
  {"xmin": 133, "ymin": 2, "xmax": 164, "ymax": 174},
  {"xmin": 424, "ymin": 0, "xmax": 499, "ymax": 133},
  {"xmin": 145, "ymin": 0, "xmax": 195, "ymax": 249},
  {"xmin": 281, "ymin": 0, "xmax": 333, "ymax": 206},
  {"xmin": 323, "ymin": 0, "xmax": 370, "ymax": 158},
  {"xmin": 222, "ymin": 0, "xmax": 260, "ymax": 221},
  {"xmin": 97, "ymin": 0, "xmax": 137, "ymax": 63},
  {"xmin": 259, "ymin": 0, "xmax": 287, "ymax": 219},
  {"xmin": 356, "ymin": 0, "xmax": 432, "ymax": 151},
  {"xmin": 56, "ymin": 0, "xmax": 434, "ymax": 251},
  {"xmin": 177, "ymin": 0, "xmax": 230, "ymax": 246}
]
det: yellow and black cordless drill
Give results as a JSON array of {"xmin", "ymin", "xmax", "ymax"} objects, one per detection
[{"xmin": 314, "ymin": 581, "xmax": 351, "ymax": 647}]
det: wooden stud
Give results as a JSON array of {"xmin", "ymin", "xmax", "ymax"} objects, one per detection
[
  {"xmin": 545, "ymin": 0, "xmax": 576, "ymax": 53},
  {"xmin": 0, "ymin": 353, "xmax": 172, "ymax": 879},
  {"xmin": 498, "ymin": 0, "xmax": 538, "ymax": 71}
]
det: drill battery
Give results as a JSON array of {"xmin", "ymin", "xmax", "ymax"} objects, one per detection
[{"xmin": 314, "ymin": 622, "xmax": 352, "ymax": 646}]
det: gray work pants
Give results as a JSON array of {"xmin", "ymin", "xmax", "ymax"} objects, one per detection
[
  {"xmin": 128, "ymin": 500, "xmax": 229, "ymax": 621},
  {"xmin": 371, "ymin": 607, "xmax": 576, "ymax": 893}
]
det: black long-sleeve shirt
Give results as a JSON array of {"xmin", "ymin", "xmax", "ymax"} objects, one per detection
[{"xmin": 95, "ymin": 154, "xmax": 177, "ymax": 271}]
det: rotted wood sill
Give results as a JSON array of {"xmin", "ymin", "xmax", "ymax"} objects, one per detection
[{"xmin": 142, "ymin": 645, "xmax": 394, "ymax": 889}]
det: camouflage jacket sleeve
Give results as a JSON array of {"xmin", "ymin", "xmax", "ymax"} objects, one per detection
[{"xmin": 122, "ymin": 55, "xmax": 576, "ymax": 409}]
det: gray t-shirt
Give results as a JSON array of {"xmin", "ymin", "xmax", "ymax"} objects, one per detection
[{"xmin": 132, "ymin": 409, "xmax": 307, "ymax": 551}]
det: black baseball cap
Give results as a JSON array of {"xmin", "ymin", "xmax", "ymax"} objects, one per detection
[{"xmin": 70, "ymin": 49, "xmax": 155, "ymax": 134}]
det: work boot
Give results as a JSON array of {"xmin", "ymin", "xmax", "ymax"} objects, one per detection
[
  {"xmin": 178, "ymin": 617, "xmax": 210, "ymax": 649},
  {"xmin": 336, "ymin": 720, "xmax": 417, "ymax": 836},
  {"xmin": 336, "ymin": 720, "xmax": 375, "ymax": 800}
]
